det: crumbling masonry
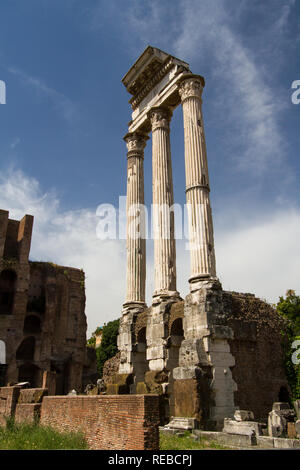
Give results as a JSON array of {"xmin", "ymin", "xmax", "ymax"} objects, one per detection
[
  {"xmin": 111, "ymin": 46, "xmax": 289, "ymax": 430},
  {"xmin": 0, "ymin": 209, "xmax": 95, "ymax": 393}
]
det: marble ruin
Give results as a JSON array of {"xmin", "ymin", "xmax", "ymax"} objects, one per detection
[{"xmin": 113, "ymin": 46, "xmax": 290, "ymax": 430}]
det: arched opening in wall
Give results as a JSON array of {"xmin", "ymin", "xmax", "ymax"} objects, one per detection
[
  {"xmin": 18, "ymin": 362, "xmax": 40, "ymax": 388},
  {"xmin": 278, "ymin": 386, "xmax": 290, "ymax": 403},
  {"xmin": 132, "ymin": 326, "xmax": 149, "ymax": 393},
  {"xmin": 16, "ymin": 336, "xmax": 35, "ymax": 361},
  {"xmin": 168, "ymin": 317, "xmax": 184, "ymax": 419},
  {"xmin": 0, "ymin": 340, "xmax": 7, "ymax": 387},
  {"xmin": 23, "ymin": 315, "xmax": 41, "ymax": 335},
  {"xmin": 0, "ymin": 269, "xmax": 17, "ymax": 315},
  {"xmin": 27, "ymin": 287, "xmax": 46, "ymax": 314}
]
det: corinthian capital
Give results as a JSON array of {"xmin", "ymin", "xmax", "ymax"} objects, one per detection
[
  {"xmin": 124, "ymin": 132, "xmax": 149, "ymax": 156},
  {"xmin": 178, "ymin": 75, "xmax": 205, "ymax": 102},
  {"xmin": 149, "ymin": 107, "xmax": 172, "ymax": 131}
]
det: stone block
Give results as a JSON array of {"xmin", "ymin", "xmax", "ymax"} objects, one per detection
[
  {"xmin": 193, "ymin": 430, "xmax": 254, "ymax": 448},
  {"xmin": 272, "ymin": 402, "xmax": 290, "ymax": 411},
  {"xmin": 234, "ymin": 410, "xmax": 254, "ymax": 422},
  {"xmin": 15, "ymin": 403, "xmax": 41, "ymax": 424},
  {"xmin": 294, "ymin": 400, "xmax": 300, "ymax": 420},
  {"xmin": 166, "ymin": 417, "xmax": 198, "ymax": 430},
  {"xmin": 268, "ymin": 410, "xmax": 286, "ymax": 437},
  {"xmin": 257, "ymin": 436, "xmax": 275, "ymax": 448},
  {"xmin": 173, "ymin": 366, "xmax": 202, "ymax": 380},
  {"xmin": 18, "ymin": 388, "xmax": 48, "ymax": 404},
  {"xmin": 295, "ymin": 420, "xmax": 300, "ymax": 439},
  {"xmin": 273, "ymin": 437, "xmax": 300, "ymax": 449},
  {"xmin": 223, "ymin": 418, "xmax": 263, "ymax": 436}
]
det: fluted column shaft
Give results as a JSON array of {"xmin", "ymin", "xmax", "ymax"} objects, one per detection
[
  {"xmin": 150, "ymin": 107, "xmax": 178, "ymax": 301},
  {"xmin": 123, "ymin": 132, "xmax": 148, "ymax": 309},
  {"xmin": 179, "ymin": 76, "xmax": 216, "ymax": 285}
]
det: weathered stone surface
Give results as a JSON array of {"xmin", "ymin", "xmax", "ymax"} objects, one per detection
[
  {"xmin": 15, "ymin": 403, "xmax": 41, "ymax": 424},
  {"xmin": 166, "ymin": 417, "xmax": 198, "ymax": 430},
  {"xmin": 268, "ymin": 410, "xmax": 286, "ymax": 437},
  {"xmin": 256, "ymin": 436, "xmax": 275, "ymax": 448},
  {"xmin": 293, "ymin": 400, "xmax": 300, "ymax": 419},
  {"xmin": 18, "ymin": 388, "xmax": 47, "ymax": 404},
  {"xmin": 223, "ymin": 418, "xmax": 263, "ymax": 436},
  {"xmin": 272, "ymin": 402, "xmax": 290, "ymax": 411},
  {"xmin": 193, "ymin": 430, "xmax": 254, "ymax": 448},
  {"xmin": 234, "ymin": 410, "xmax": 254, "ymax": 422},
  {"xmin": 273, "ymin": 437, "xmax": 300, "ymax": 449},
  {"xmin": 295, "ymin": 420, "xmax": 300, "ymax": 439},
  {"xmin": 234, "ymin": 410, "xmax": 254, "ymax": 421}
]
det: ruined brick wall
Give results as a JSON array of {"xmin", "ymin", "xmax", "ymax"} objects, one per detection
[
  {"xmin": 0, "ymin": 386, "xmax": 21, "ymax": 425},
  {"xmin": 223, "ymin": 292, "xmax": 289, "ymax": 422},
  {"xmin": 0, "ymin": 210, "xmax": 92, "ymax": 393},
  {"xmin": 40, "ymin": 395, "xmax": 159, "ymax": 450},
  {"xmin": 102, "ymin": 351, "xmax": 121, "ymax": 385}
]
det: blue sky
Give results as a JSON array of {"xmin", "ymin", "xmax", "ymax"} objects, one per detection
[{"xmin": 0, "ymin": 0, "xmax": 299, "ymax": 335}]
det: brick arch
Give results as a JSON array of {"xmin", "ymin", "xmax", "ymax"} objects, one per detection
[{"xmin": 16, "ymin": 336, "xmax": 35, "ymax": 361}]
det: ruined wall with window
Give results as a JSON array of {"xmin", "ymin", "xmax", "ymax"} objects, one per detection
[{"xmin": 0, "ymin": 209, "xmax": 94, "ymax": 393}]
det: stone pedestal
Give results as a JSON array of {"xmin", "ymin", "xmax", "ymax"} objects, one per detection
[{"xmin": 173, "ymin": 280, "xmax": 237, "ymax": 430}]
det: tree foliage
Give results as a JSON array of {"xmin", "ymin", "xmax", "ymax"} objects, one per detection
[
  {"xmin": 276, "ymin": 290, "xmax": 300, "ymax": 400},
  {"xmin": 95, "ymin": 319, "xmax": 119, "ymax": 377}
]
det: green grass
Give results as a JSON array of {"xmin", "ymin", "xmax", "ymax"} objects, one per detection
[
  {"xmin": 159, "ymin": 431, "xmax": 227, "ymax": 450},
  {"xmin": 0, "ymin": 419, "xmax": 88, "ymax": 450}
]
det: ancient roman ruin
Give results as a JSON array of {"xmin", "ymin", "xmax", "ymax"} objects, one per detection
[
  {"xmin": 0, "ymin": 209, "xmax": 96, "ymax": 393},
  {"xmin": 113, "ymin": 46, "xmax": 290, "ymax": 430},
  {"xmin": 0, "ymin": 45, "xmax": 299, "ymax": 450}
]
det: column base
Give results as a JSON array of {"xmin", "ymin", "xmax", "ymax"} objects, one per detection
[
  {"xmin": 122, "ymin": 301, "xmax": 147, "ymax": 314},
  {"xmin": 188, "ymin": 275, "xmax": 220, "ymax": 292},
  {"xmin": 152, "ymin": 290, "xmax": 181, "ymax": 305}
]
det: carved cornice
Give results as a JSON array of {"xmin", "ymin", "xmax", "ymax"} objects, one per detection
[
  {"xmin": 178, "ymin": 76, "xmax": 205, "ymax": 102},
  {"xmin": 124, "ymin": 132, "xmax": 149, "ymax": 157},
  {"xmin": 129, "ymin": 58, "xmax": 189, "ymax": 110},
  {"xmin": 149, "ymin": 107, "xmax": 172, "ymax": 131}
]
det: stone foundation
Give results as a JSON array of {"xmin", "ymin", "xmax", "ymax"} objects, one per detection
[{"xmin": 115, "ymin": 281, "xmax": 289, "ymax": 430}]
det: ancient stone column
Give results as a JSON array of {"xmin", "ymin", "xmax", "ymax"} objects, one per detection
[
  {"xmin": 123, "ymin": 132, "xmax": 148, "ymax": 311},
  {"xmin": 150, "ymin": 107, "xmax": 179, "ymax": 303},
  {"xmin": 178, "ymin": 75, "xmax": 216, "ymax": 290}
]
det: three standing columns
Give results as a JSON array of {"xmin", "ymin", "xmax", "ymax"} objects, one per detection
[
  {"xmin": 150, "ymin": 107, "xmax": 179, "ymax": 303},
  {"xmin": 123, "ymin": 75, "xmax": 217, "ymax": 309},
  {"xmin": 123, "ymin": 132, "xmax": 148, "ymax": 311},
  {"xmin": 178, "ymin": 75, "xmax": 216, "ymax": 288}
]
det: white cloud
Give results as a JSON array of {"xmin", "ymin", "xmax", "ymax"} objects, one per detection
[
  {"xmin": 174, "ymin": 0, "xmax": 289, "ymax": 176},
  {"xmin": 1, "ymin": 169, "xmax": 299, "ymax": 338},
  {"xmin": 0, "ymin": 168, "xmax": 125, "ymax": 336}
]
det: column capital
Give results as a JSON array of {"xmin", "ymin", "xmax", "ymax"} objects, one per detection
[
  {"xmin": 178, "ymin": 74, "xmax": 205, "ymax": 102},
  {"xmin": 124, "ymin": 131, "xmax": 149, "ymax": 157},
  {"xmin": 149, "ymin": 107, "xmax": 172, "ymax": 132}
]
